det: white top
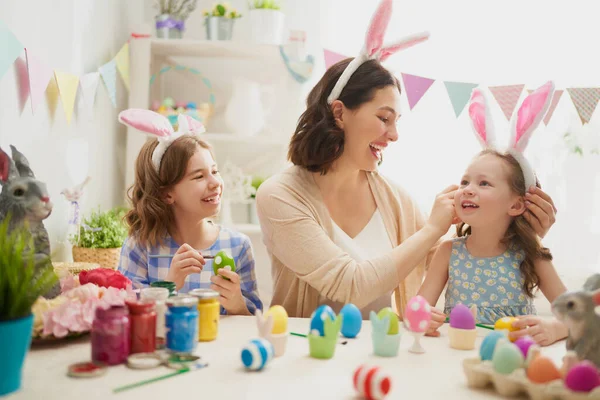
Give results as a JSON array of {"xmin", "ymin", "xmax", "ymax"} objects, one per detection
[
  {"xmin": 321, "ymin": 209, "xmax": 394, "ymax": 319},
  {"xmin": 19, "ymin": 316, "xmax": 568, "ymax": 400}
]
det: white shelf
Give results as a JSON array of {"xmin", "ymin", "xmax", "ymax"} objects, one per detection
[
  {"xmin": 151, "ymin": 39, "xmax": 281, "ymax": 61},
  {"xmin": 233, "ymin": 224, "xmax": 262, "ymax": 235},
  {"xmin": 202, "ymin": 133, "xmax": 286, "ymax": 146}
]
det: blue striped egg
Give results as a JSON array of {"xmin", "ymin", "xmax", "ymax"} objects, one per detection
[{"xmin": 241, "ymin": 338, "xmax": 274, "ymax": 371}]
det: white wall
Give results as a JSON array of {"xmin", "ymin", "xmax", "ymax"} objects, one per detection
[{"xmin": 0, "ymin": 0, "xmax": 145, "ymax": 261}]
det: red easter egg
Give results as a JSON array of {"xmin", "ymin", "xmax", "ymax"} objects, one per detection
[{"xmin": 353, "ymin": 365, "xmax": 392, "ymax": 400}]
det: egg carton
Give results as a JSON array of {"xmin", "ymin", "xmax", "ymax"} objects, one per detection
[{"xmin": 463, "ymin": 358, "xmax": 600, "ymax": 400}]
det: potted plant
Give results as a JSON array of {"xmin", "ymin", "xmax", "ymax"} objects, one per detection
[
  {"xmin": 248, "ymin": 0, "xmax": 285, "ymax": 45},
  {"xmin": 71, "ymin": 207, "xmax": 128, "ymax": 269},
  {"xmin": 203, "ymin": 3, "xmax": 242, "ymax": 41},
  {"xmin": 154, "ymin": 0, "xmax": 199, "ymax": 39},
  {"xmin": 0, "ymin": 219, "xmax": 58, "ymax": 396},
  {"xmin": 247, "ymin": 175, "xmax": 265, "ymax": 224}
]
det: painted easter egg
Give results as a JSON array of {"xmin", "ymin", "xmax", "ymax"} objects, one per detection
[
  {"xmin": 241, "ymin": 338, "xmax": 274, "ymax": 371},
  {"xmin": 494, "ymin": 317, "xmax": 520, "ymax": 342},
  {"xmin": 449, "ymin": 304, "xmax": 475, "ymax": 330},
  {"xmin": 213, "ymin": 250, "xmax": 236, "ymax": 276},
  {"xmin": 309, "ymin": 305, "xmax": 336, "ymax": 336},
  {"xmin": 480, "ymin": 331, "xmax": 506, "ymax": 361},
  {"xmin": 527, "ymin": 355, "xmax": 561, "ymax": 384},
  {"xmin": 565, "ymin": 361, "xmax": 600, "ymax": 393},
  {"xmin": 376, "ymin": 307, "xmax": 399, "ymax": 335},
  {"xmin": 340, "ymin": 303, "xmax": 362, "ymax": 338},
  {"xmin": 514, "ymin": 336, "xmax": 536, "ymax": 358},
  {"xmin": 403, "ymin": 296, "xmax": 432, "ymax": 333},
  {"xmin": 353, "ymin": 365, "xmax": 391, "ymax": 400},
  {"xmin": 492, "ymin": 340, "xmax": 524, "ymax": 375},
  {"xmin": 162, "ymin": 97, "xmax": 175, "ymax": 108},
  {"xmin": 265, "ymin": 305, "xmax": 288, "ymax": 334}
]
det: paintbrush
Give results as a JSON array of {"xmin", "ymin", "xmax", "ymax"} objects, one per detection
[
  {"xmin": 113, "ymin": 362, "xmax": 208, "ymax": 393},
  {"xmin": 148, "ymin": 254, "xmax": 215, "ymax": 259},
  {"xmin": 444, "ymin": 317, "xmax": 494, "ymax": 330},
  {"xmin": 290, "ymin": 331, "xmax": 348, "ymax": 345}
]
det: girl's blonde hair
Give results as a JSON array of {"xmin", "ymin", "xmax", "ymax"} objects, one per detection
[
  {"xmin": 125, "ymin": 135, "xmax": 215, "ymax": 247},
  {"xmin": 456, "ymin": 149, "xmax": 552, "ymax": 297}
]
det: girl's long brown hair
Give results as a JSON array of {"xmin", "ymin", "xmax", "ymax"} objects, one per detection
[
  {"xmin": 125, "ymin": 135, "xmax": 214, "ymax": 247},
  {"xmin": 456, "ymin": 149, "xmax": 552, "ymax": 297}
]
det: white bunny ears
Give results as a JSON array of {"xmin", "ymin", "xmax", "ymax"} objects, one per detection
[
  {"xmin": 327, "ymin": 0, "xmax": 430, "ymax": 105},
  {"xmin": 118, "ymin": 109, "xmax": 205, "ymax": 173},
  {"xmin": 467, "ymin": 81, "xmax": 555, "ymax": 190}
]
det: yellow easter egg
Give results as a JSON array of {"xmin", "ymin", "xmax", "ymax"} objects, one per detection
[
  {"xmin": 265, "ymin": 305, "xmax": 288, "ymax": 334},
  {"xmin": 157, "ymin": 105, "xmax": 167, "ymax": 114},
  {"xmin": 494, "ymin": 317, "xmax": 520, "ymax": 341}
]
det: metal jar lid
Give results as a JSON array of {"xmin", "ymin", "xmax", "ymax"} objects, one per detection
[
  {"xmin": 140, "ymin": 287, "xmax": 170, "ymax": 301},
  {"xmin": 67, "ymin": 361, "xmax": 107, "ymax": 378},
  {"xmin": 166, "ymin": 294, "xmax": 198, "ymax": 308},
  {"xmin": 189, "ymin": 288, "xmax": 219, "ymax": 300}
]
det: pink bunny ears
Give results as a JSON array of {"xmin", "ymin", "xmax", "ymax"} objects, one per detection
[
  {"xmin": 467, "ymin": 81, "xmax": 555, "ymax": 190},
  {"xmin": 326, "ymin": 0, "xmax": 430, "ymax": 105},
  {"xmin": 118, "ymin": 108, "xmax": 205, "ymax": 173}
]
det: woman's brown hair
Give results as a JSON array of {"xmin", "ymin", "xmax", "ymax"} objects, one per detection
[
  {"xmin": 125, "ymin": 135, "xmax": 214, "ymax": 247},
  {"xmin": 456, "ymin": 149, "xmax": 552, "ymax": 297},
  {"xmin": 288, "ymin": 58, "xmax": 401, "ymax": 175}
]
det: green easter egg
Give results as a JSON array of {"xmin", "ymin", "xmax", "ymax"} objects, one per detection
[
  {"xmin": 377, "ymin": 307, "xmax": 399, "ymax": 335},
  {"xmin": 492, "ymin": 341, "xmax": 524, "ymax": 375},
  {"xmin": 162, "ymin": 97, "xmax": 175, "ymax": 108},
  {"xmin": 213, "ymin": 250, "xmax": 236, "ymax": 277}
]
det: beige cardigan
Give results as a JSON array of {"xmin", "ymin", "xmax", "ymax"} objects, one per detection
[{"xmin": 255, "ymin": 165, "xmax": 437, "ymax": 318}]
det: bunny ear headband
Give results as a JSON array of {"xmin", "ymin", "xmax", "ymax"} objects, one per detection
[
  {"xmin": 326, "ymin": 0, "xmax": 430, "ymax": 105},
  {"xmin": 467, "ymin": 81, "xmax": 555, "ymax": 190},
  {"xmin": 118, "ymin": 109, "xmax": 205, "ymax": 173}
]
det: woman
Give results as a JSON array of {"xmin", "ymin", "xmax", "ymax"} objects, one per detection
[{"xmin": 255, "ymin": 1, "xmax": 557, "ymax": 319}]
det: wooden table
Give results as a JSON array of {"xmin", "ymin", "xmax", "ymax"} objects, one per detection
[{"xmin": 12, "ymin": 316, "xmax": 566, "ymax": 399}]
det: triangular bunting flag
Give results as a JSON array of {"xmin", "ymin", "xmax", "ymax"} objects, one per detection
[
  {"xmin": 54, "ymin": 70, "xmax": 80, "ymax": 124},
  {"xmin": 25, "ymin": 48, "xmax": 54, "ymax": 114},
  {"xmin": 567, "ymin": 88, "xmax": 600, "ymax": 125},
  {"xmin": 323, "ymin": 49, "xmax": 348, "ymax": 69},
  {"xmin": 98, "ymin": 60, "xmax": 117, "ymax": 107},
  {"xmin": 78, "ymin": 72, "xmax": 100, "ymax": 119},
  {"xmin": 0, "ymin": 20, "xmax": 23, "ymax": 81},
  {"xmin": 488, "ymin": 84, "xmax": 524, "ymax": 120},
  {"xmin": 401, "ymin": 73, "xmax": 435, "ymax": 110},
  {"xmin": 114, "ymin": 42, "xmax": 130, "ymax": 91},
  {"xmin": 444, "ymin": 81, "xmax": 478, "ymax": 117}
]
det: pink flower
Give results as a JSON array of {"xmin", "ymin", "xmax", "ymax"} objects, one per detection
[{"xmin": 79, "ymin": 269, "xmax": 132, "ymax": 290}]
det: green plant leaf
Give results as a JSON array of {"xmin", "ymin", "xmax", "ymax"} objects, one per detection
[
  {"xmin": 216, "ymin": 4, "xmax": 226, "ymax": 16},
  {"xmin": 74, "ymin": 207, "xmax": 129, "ymax": 249}
]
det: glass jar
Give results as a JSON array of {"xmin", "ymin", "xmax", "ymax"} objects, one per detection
[
  {"xmin": 126, "ymin": 299, "xmax": 156, "ymax": 354},
  {"xmin": 165, "ymin": 295, "xmax": 199, "ymax": 354},
  {"xmin": 189, "ymin": 289, "xmax": 220, "ymax": 342},
  {"xmin": 150, "ymin": 281, "xmax": 176, "ymax": 297},
  {"xmin": 140, "ymin": 287, "xmax": 169, "ymax": 349},
  {"xmin": 91, "ymin": 305, "xmax": 130, "ymax": 365}
]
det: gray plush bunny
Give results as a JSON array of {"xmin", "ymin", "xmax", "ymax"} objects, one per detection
[
  {"xmin": 552, "ymin": 280, "xmax": 600, "ymax": 368},
  {"xmin": 583, "ymin": 273, "xmax": 600, "ymax": 291},
  {"xmin": 0, "ymin": 145, "xmax": 61, "ymax": 299}
]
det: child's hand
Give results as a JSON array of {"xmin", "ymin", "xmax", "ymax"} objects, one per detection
[
  {"xmin": 509, "ymin": 315, "xmax": 568, "ymax": 346},
  {"xmin": 425, "ymin": 307, "xmax": 446, "ymax": 337},
  {"xmin": 210, "ymin": 268, "xmax": 250, "ymax": 316},
  {"xmin": 165, "ymin": 244, "xmax": 206, "ymax": 290}
]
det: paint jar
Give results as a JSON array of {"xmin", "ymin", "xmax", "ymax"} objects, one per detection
[
  {"xmin": 91, "ymin": 305, "xmax": 130, "ymax": 365},
  {"xmin": 126, "ymin": 299, "xmax": 156, "ymax": 354},
  {"xmin": 189, "ymin": 289, "xmax": 220, "ymax": 342},
  {"xmin": 165, "ymin": 295, "xmax": 198, "ymax": 354},
  {"xmin": 150, "ymin": 281, "xmax": 177, "ymax": 297},
  {"xmin": 140, "ymin": 287, "xmax": 169, "ymax": 349}
]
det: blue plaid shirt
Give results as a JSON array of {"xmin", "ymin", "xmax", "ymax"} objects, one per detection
[{"xmin": 118, "ymin": 226, "xmax": 263, "ymax": 315}]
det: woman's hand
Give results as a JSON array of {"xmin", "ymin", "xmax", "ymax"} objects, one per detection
[
  {"xmin": 426, "ymin": 185, "xmax": 459, "ymax": 237},
  {"xmin": 523, "ymin": 187, "xmax": 557, "ymax": 238},
  {"xmin": 165, "ymin": 244, "xmax": 206, "ymax": 290}
]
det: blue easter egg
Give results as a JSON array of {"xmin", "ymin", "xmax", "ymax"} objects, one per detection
[
  {"xmin": 309, "ymin": 305, "xmax": 336, "ymax": 336},
  {"xmin": 340, "ymin": 303, "xmax": 362, "ymax": 338},
  {"xmin": 241, "ymin": 338, "xmax": 274, "ymax": 371},
  {"xmin": 480, "ymin": 331, "xmax": 506, "ymax": 361},
  {"xmin": 186, "ymin": 102, "xmax": 197, "ymax": 109}
]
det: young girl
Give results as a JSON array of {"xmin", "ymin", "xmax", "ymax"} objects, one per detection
[
  {"xmin": 418, "ymin": 82, "xmax": 567, "ymax": 346},
  {"xmin": 117, "ymin": 109, "xmax": 263, "ymax": 316}
]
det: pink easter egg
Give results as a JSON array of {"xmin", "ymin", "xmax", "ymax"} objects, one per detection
[
  {"xmin": 151, "ymin": 100, "xmax": 160, "ymax": 111},
  {"xmin": 175, "ymin": 101, "xmax": 187, "ymax": 109},
  {"xmin": 565, "ymin": 361, "xmax": 600, "ymax": 393},
  {"xmin": 353, "ymin": 365, "xmax": 391, "ymax": 400},
  {"xmin": 404, "ymin": 295, "xmax": 432, "ymax": 333}
]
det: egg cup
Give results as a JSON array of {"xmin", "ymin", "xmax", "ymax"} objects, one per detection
[
  {"xmin": 448, "ymin": 326, "xmax": 477, "ymax": 350},
  {"xmin": 255, "ymin": 310, "xmax": 289, "ymax": 357},
  {"xmin": 308, "ymin": 315, "xmax": 343, "ymax": 360},
  {"xmin": 370, "ymin": 311, "xmax": 402, "ymax": 357}
]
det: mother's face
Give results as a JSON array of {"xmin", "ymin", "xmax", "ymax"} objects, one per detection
[{"xmin": 333, "ymin": 85, "xmax": 401, "ymax": 172}]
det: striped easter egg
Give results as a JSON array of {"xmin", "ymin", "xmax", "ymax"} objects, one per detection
[
  {"xmin": 241, "ymin": 338, "xmax": 274, "ymax": 371},
  {"xmin": 353, "ymin": 365, "xmax": 391, "ymax": 400}
]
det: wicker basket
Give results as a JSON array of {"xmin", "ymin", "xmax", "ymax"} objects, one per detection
[
  {"xmin": 53, "ymin": 261, "xmax": 101, "ymax": 276},
  {"xmin": 72, "ymin": 247, "xmax": 121, "ymax": 269}
]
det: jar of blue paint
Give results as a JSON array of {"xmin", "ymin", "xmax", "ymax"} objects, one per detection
[{"xmin": 165, "ymin": 295, "xmax": 199, "ymax": 354}]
